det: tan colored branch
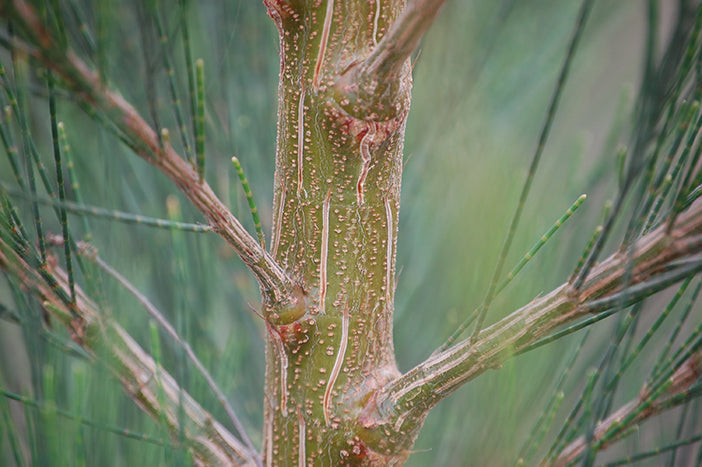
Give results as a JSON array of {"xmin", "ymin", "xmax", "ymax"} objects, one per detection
[
  {"xmin": 550, "ymin": 352, "xmax": 702, "ymax": 466},
  {"xmin": 369, "ymin": 198, "xmax": 702, "ymax": 435},
  {"xmin": 3, "ymin": 0, "xmax": 299, "ymax": 313},
  {"xmin": 0, "ymin": 238, "xmax": 257, "ymax": 466},
  {"xmin": 321, "ymin": 0, "xmax": 447, "ymax": 121},
  {"xmin": 361, "ymin": 0, "xmax": 447, "ymax": 81},
  {"xmin": 80, "ymin": 244, "xmax": 260, "ymax": 464}
]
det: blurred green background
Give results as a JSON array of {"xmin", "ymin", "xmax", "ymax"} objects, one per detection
[{"xmin": 0, "ymin": 0, "xmax": 690, "ymax": 465}]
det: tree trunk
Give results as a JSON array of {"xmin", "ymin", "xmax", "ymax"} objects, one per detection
[{"xmin": 262, "ymin": 1, "xmax": 417, "ymax": 463}]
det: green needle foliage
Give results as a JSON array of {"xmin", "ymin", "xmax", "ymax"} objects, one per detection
[
  {"xmin": 195, "ymin": 58, "xmax": 205, "ymax": 184},
  {"xmin": 1, "ymin": 0, "xmax": 702, "ymax": 466},
  {"xmin": 232, "ymin": 156, "xmax": 265, "ymax": 249}
]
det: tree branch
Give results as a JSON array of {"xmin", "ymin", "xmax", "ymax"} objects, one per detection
[
  {"xmin": 366, "ymin": 198, "xmax": 702, "ymax": 436},
  {"xmin": 549, "ymin": 352, "xmax": 702, "ymax": 466},
  {"xmin": 361, "ymin": 0, "xmax": 447, "ymax": 82},
  {"xmin": 327, "ymin": 0, "xmax": 447, "ymax": 120},
  {"xmin": 0, "ymin": 235, "xmax": 258, "ymax": 466},
  {"xmin": 80, "ymin": 244, "xmax": 261, "ymax": 464},
  {"xmin": 1, "ymin": 0, "xmax": 302, "ymax": 316}
]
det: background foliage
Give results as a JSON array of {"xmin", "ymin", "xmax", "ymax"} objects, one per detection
[{"xmin": 1, "ymin": 0, "xmax": 699, "ymax": 465}]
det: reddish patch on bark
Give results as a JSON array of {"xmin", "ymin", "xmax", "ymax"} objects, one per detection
[
  {"xmin": 276, "ymin": 321, "xmax": 311, "ymax": 348},
  {"xmin": 344, "ymin": 436, "xmax": 370, "ymax": 463}
]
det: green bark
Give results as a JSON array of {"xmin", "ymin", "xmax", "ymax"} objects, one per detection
[{"xmin": 262, "ymin": 1, "xmax": 417, "ymax": 463}]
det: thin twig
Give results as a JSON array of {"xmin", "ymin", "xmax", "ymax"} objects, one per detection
[
  {"xmin": 85, "ymin": 247, "xmax": 262, "ymax": 467},
  {"xmin": 470, "ymin": 0, "xmax": 594, "ymax": 344},
  {"xmin": 3, "ymin": 184, "xmax": 214, "ymax": 232},
  {"xmin": 360, "ymin": 0, "xmax": 447, "ymax": 82},
  {"xmin": 550, "ymin": 352, "xmax": 702, "ymax": 467},
  {"xmin": 1, "ymin": 388, "xmax": 172, "ymax": 447},
  {"xmin": 373, "ymin": 197, "xmax": 702, "ymax": 434},
  {"xmin": 0, "ymin": 235, "xmax": 256, "ymax": 465},
  {"xmin": 2, "ymin": 0, "xmax": 297, "ymax": 312}
]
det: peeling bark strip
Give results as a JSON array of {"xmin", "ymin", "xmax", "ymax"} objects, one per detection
[
  {"xmin": 296, "ymin": 407, "xmax": 306, "ymax": 466},
  {"xmin": 373, "ymin": 0, "xmax": 381, "ymax": 45},
  {"xmin": 297, "ymin": 87, "xmax": 306, "ymax": 198},
  {"xmin": 271, "ymin": 186, "xmax": 286, "ymax": 259},
  {"xmin": 319, "ymin": 189, "xmax": 332, "ymax": 314},
  {"xmin": 265, "ymin": 405, "xmax": 273, "ymax": 467},
  {"xmin": 313, "ymin": 0, "xmax": 334, "ymax": 89},
  {"xmin": 323, "ymin": 305, "xmax": 349, "ymax": 425},
  {"xmin": 270, "ymin": 325, "xmax": 288, "ymax": 416},
  {"xmin": 356, "ymin": 122, "xmax": 377, "ymax": 205},
  {"xmin": 385, "ymin": 197, "xmax": 394, "ymax": 304}
]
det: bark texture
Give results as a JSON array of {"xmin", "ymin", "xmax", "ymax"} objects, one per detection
[{"xmin": 262, "ymin": 0, "xmax": 418, "ymax": 464}]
